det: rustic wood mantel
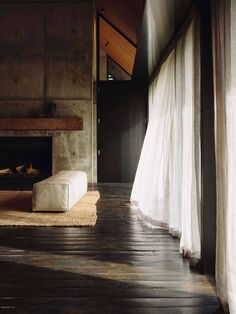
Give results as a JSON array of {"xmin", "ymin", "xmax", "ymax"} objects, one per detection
[{"xmin": 0, "ymin": 117, "xmax": 83, "ymax": 131}]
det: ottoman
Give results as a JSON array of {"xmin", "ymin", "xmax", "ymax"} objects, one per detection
[{"xmin": 32, "ymin": 170, "xmax": 87, "ymax": 212}]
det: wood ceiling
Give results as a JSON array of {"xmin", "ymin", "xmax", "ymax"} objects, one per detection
[{"xmin": 96, "ymin": 0, "xmax": 145, "ymax": 75}]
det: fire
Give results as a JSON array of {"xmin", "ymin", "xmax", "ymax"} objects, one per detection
[
  {"xmin": 0, "ymin": 162, "xmax": 40, "ymax": 176},
  {"xmin": 27, "ymin": 162, "xmax": 39, "ymax": 176},
  {"xmin": 28, "ymin": 162, "xmax": 33, "ymax": 172},
  {"xmin": 27, "ymin": 162, "xmax": 33, "ymax": 175}
]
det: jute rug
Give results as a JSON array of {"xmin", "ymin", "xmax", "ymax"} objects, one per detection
[{"xmin": 0, "ymin": 191, "xmax": 99, "ymax": 226}]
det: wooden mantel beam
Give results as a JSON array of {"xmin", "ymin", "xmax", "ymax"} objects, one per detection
[{"xmin": 0, "ymin": 117, "xmax": 83, "ymax": 131}]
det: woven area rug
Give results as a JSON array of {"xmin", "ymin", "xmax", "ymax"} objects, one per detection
[{"xmin": 0, "ymin": 191, "xmax": 99, "ymax": 226}]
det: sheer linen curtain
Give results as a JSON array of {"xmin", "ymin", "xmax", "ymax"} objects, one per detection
[
  {"xmin": 131, "ymin": 50, "xmax": 175, "ymax": 227},
  {"xmin": 131, "ymin": 20, "xmax": 201, "ymax": 259},
  {"xmin": 212, "ymin": 0, "xmax": 236, "ymax": 312},
  {"xmin": 177, "ymin": 22, "xmax": 201, "ymax": 258}
]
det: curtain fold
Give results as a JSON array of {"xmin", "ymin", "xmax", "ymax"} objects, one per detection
[
  {"xmin": 212, "ymin": 0, "xmax": 236, "ymax": 312},
  {"xmin": 131, "ymin": 19, "xmax": 201, "ymax": 259},
  {"xmin": 178, "ymin": 22, "xmax": 201, "ymax": 258},
  {"xmin": 227, "ymin": 2, "xmax": 236, "ymax": 311},
  {"xmin": 131, "ymin": 50, "xmax": 175, "ymax": 227}
]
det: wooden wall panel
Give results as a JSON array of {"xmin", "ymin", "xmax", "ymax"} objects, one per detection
[
  {"xmin": 47, "ymin": 2, "xmax": 92, "ymax": 99},
  {"xmin": 96, "ymin": 0, "xmax": 145, "ymax": 44},
  {"xmin": 108, "ymin": 57, "xmax": 131, "ymax": 81},
  {"xmin": 100, "ymin": 18, "xmax": 136, "ymax": 75},
  {"xmin": 0, "ymin": 4, "xmax": 44, "ymax": 98}
]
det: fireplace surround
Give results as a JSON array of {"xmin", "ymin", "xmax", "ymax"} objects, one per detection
[{"xmin": 0, "ymin": 137, "xmax": 52, "ymax": 190}]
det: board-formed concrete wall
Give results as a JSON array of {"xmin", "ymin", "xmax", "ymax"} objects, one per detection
[{"xmin": 0, "ymin": 0, "xmax": 96, "ymax": 182}]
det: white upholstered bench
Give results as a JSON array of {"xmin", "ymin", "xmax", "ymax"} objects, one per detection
[{"xmin": 32, "ymin": 171, "xmax": 87, "ymax": 212}]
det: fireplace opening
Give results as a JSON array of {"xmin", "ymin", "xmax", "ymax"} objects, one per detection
[{"xmin": 0, "ymin": 137, "xmax": 52, "ymax": 190}]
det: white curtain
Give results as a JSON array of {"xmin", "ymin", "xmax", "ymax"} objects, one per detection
[
  {"xmin": 131, "ymin": 50, "xmax": 175, "ymax": 227},
  {"xmin": 131, "ymin": 20, "xmax": 201, "ymax": 259},
  {"xmin": 177, "ymin": 22, "xmax": 201, "ymax": 258},
  {"xmin": 212, "ymin": 0, "xmax": 236, "ymax": 312}
]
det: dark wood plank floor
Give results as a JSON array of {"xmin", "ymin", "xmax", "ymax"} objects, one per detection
[{"xmin": 0, "ymin": 184, "xmax": 223, "ymax": 313}]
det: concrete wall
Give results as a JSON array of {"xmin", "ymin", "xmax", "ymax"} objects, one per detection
[{"xmin": 0, "ymin": 0, "xmax": 96, "ymax": 182}]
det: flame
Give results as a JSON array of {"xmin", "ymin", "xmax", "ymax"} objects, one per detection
[
  {"xmin": 27, "ymin": 162, "xmax": 33, "ymax": 175},
  {"xmin": 27, "ymin": 162, "xmax": 40, "ymax": 176},
  {"xmin": 28, "ymin": 162, "xmax": 33, "ymax": 172}
]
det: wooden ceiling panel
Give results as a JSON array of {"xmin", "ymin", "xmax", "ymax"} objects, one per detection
[
  {"xmin": 96, "ymin": 0, "xmax": 145, "ymax": 44},
  {"xmin": 100, "ymin": 18, "xmax": 136, "ymax": 75}
]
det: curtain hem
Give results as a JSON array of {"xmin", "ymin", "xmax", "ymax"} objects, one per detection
[
  {"xmin": 137, "ymin": 207, "xmax": 168, "ymax": 229},
  {"xmin": 134, "ymin": 204, "xmax": 202, "ymax": 263}
]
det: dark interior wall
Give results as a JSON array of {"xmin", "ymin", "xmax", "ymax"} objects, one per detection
[
  {"xmin": 97, "ymin": 81, "xmax": 147, "ymax": 182},
  {"xmin": 0, "ymin": 0, "xmax": 97, "ymax": 182},
  {"xmin": 200, "ymin": 0, "xmax": 216, "ymax": 275},
  {"xmin": 133, "ymin": 0, "xmax": 195, "ymax": 82}
]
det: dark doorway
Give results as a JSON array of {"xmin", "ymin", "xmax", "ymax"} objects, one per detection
[{"xmin": 97, "ymin": 81, "xmax": 147, "ymax": 182}]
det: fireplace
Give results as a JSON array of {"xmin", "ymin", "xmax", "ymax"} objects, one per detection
[{"xmin": 0, "ymin": 137, "xmax": 52, "ymax": 190}]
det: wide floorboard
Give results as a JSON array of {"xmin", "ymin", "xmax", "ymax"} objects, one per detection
[{"xmin": 0, "ymin": 184, "xmax": 223, "ymax": 313}]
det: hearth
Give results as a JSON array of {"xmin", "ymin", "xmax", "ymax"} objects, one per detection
[{"xmin": 0, "ymin": 137, "xmax": 52, "ymax": 190}]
